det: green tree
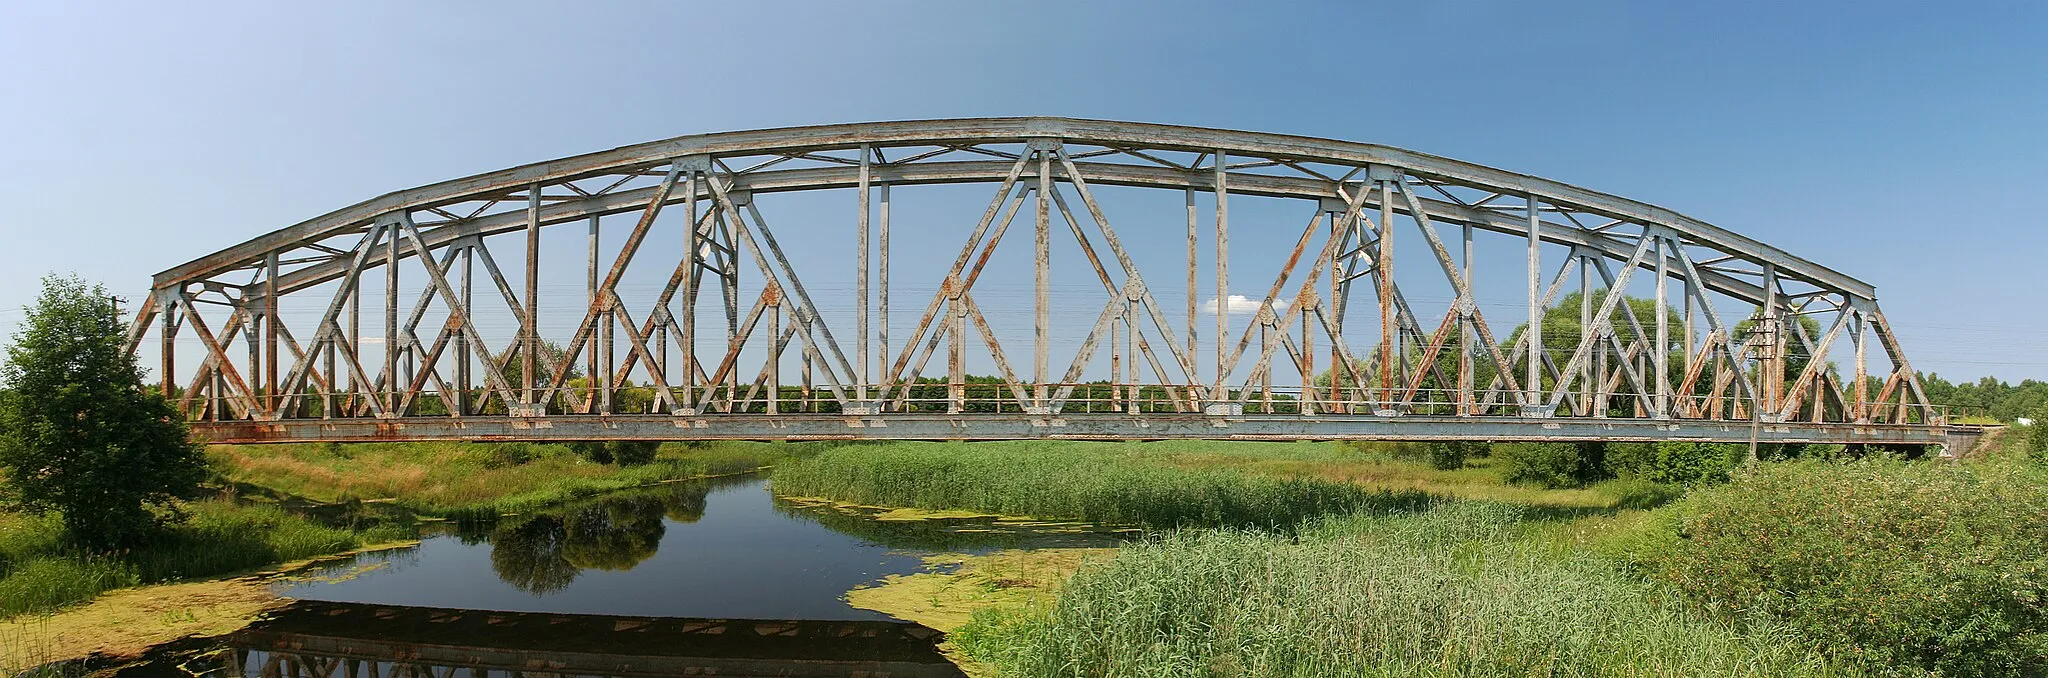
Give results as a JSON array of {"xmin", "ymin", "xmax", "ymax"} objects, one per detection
[{"xmin": 0, "ymin": 274, "xmax": 207, "ymax": 548}]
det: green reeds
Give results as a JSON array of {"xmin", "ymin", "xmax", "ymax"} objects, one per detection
[
  {"xmin": 954, "ymin": 502, "xmax": 1859, "ymax": 677},
  {"xmin": 771, "ymin": 440, "xmax": 1433, "ymax": 529}
]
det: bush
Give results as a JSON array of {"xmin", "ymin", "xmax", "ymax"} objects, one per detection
[
  {"xmin": 1493, "ymin": 441, "xmax": 1606, "ymax": 488},
  {"xmin": 567, "ymin": 440, "xmax": 661, "ymax": 466},
  {"xmin": 2029, "ymin": 415, "xmax": 2047, "ymax": 461},
  {"xmin": 1636, "ymin": 458, "xmax": 2048, "ymax": 676},
  {"xmin": 1605, "ymin": 441, "xmax": 1745, "ymax": 486},
  {"xmin": 1423, "ymin": 440, "xmax": 1482, "ymax": 470}
]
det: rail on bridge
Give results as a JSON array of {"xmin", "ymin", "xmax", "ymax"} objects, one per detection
[{"xmin": 126, "ymin": 118, "xmax": 1944, "ymax": 447}]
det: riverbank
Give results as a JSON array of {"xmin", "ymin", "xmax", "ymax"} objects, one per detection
[
  {"xmin": 0, "ymin": 540, "xmax": 415, "ymax": 675},
  {"xmin": 210, "ymin": 440, "xmax": 830, "ymax": 518}
]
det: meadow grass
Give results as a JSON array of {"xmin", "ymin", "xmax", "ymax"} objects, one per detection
[
  {"xmin": 771, "ymin": 440, "xmax": 1435, "ymax": 529},
  {"xmin": 211, "ymin": 440, "xmax": 825, "ymax": 518},
  {"xmin": 952, "ymin": 501, "xmax": 1859, "ymax": 677},
  {"xmin": 0, "ymin": 499, "xmax": 405, "ymax": 618}
]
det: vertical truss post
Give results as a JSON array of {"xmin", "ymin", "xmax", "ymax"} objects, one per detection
[
  {"xmin": 588, "ymin": 214, "xmax": 600, "ymax": 412},
  {"xmin": 1033, "ymin": 140, "xmax": 1053, "ymax": 412},
  {"xmin": 1852, "ymin": 308, "xmax": 1868, "ymax": 423},
  {"xmin": 1525, "ymin": 194, "xmax": 1542, "ymax": 412},
  {"xmin": 1185, "ymin": 186, "xmax": 1197, "ymax": 378},
  {"xmin": 1762, "ymin": 263, "xmax": 1781, "ymax": 420},
  {"xmin": 948, "ymin": 278, "xmax": 964, "ymax": 414},
  {"xmin": 1654, "ymin": 235, "xmax": 1671, "ymax": 418},
  {"xmin": 264, "ymin": 251, "xmax": 279, "ymax": 413},
  {"xmin": 767, "ymin": 296, "xmax": 781, "ymax": 414},
  {"xmin": 878, "ymin": 181, "xmax": 891, "ymax": 409},
  {"xmin": 159, "ymin": 294, "xmax": 177, "ymax": 397},
  {"xmin": 457, "ymin": 244, "xmax": 473, "ymax": 416},
  {"xmin": 1374, "ymin": 170, "xmax": 1397, "ymax": 408},
  {"xmin": 680, "ymin": 166, "xmax": 700, "ymax": 413},
  {"xmin": 1213, "ymin": 150, "xmax": 1229, "ymax": 405},
  {"xmin": 384, "ymin": 218, "xmax": 399, "ymax": 416},
  {"xmin": 1329, "ymin": 201, "xmax": 1346, "ymax": 410},
  {"xmin": 1580, "ymin": 252, "xmax": 1594, "ymax": 415},
  {"xmin": 1460, "ymin": 221, "xmax": 1475, "ymax": 415},
  {"xmin": 523, "ymin": 183, "xmax": 540, "ymax": 407},
  {"xmin": 857, "ymin": 144, "xmax": 872, "ymax": 403}
]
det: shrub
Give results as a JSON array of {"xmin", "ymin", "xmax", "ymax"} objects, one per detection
[
  {"xmin": 2029, "ymin": 414, "xmax": 2047, "ymax": 461},
  {"xmin": 566, "ymin": 440, "xmax": 661, "ymax": 466},
  {"xmin": 1423, "ymin": 440, "xmax": 1483, "ymax": 470},
  {"xmin": 609, "ymin": 441, "xmax": 660, "ymax": 466},
  {"xmin": 1636, "ymin": 458, "xmax": 2048, "ymax": 676},
  {"xmin": 1493, "ymin": 441, "xmax": 1606, "ymax": 488},
  {"xmin": 1605, "ymin": 441, "xmax": 1744, "ymax": 486}
]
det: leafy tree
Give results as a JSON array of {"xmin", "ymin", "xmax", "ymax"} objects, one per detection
[{"xmin": 0, "ymin": 274, "xmax": 207, "ymax": 548}]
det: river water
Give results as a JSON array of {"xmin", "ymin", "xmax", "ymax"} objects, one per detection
[{"xmin": 128, "ymin": 473, "xmax": 1125, "ymax": 677}]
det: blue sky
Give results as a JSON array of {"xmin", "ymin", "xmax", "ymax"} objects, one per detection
[{"xmin": 1, "ymin": 0, "xmax": 2043, "ymax": 381}]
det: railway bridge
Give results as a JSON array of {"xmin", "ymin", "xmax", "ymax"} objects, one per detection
[{"xmin": 126, "ymin": 118, "xmax": 1950, "ymax": 447}]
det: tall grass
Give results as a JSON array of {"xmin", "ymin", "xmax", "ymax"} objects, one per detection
[
  {"xmin": 0, "ymin": 499, "xmax": 403, "ymax": 618},
  {"xmin": 954, "ymin": 502, "xmax": 1858, "ymax": 677},
  {"xmin": 212, "ymin": 440, "xmax": 823, "ymax": 518},
  {"xmin": 772, "ymin": 441, "xmax": 1432, "ymax": 529}
]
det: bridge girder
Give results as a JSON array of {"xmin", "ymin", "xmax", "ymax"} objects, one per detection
[{"xmin": 128, "ymin": 118, "xmax": 1942, "ymax": 444}]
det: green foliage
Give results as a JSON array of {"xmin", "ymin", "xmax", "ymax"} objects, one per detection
[
  {"xmin": 2029, "ymin": 411, "xmax": 2048, "ymax": 461},
  {"xmin": 955, "ymin": 502, "xmax": 1853, "ymax": 676},
  {"xmin": 1493, "ymin": 441, "xmax": 1607, "ymax": 488},
  {"xmin": 771, "ymin": 441, "xmax": 1430, "ymax": 529},
  {"xmin": 1604, "ymin": 441, "xmax": 1746, "ymax": 486},
  {"xmin": 0, "ymin": 274, "xmax": 207, "ymax": 548},
  {"xmin": 0, "ymin": 499, "xmax": 399, "ymax": 617},
  {"xmin": 565, "ymin": 440, "xmax": 664, "ymax": 466},
  {"xmin": 1592, "ymin": 478, "xmax": 1686, "ymax": 510},
  {"xmin": 1635, "ymin": 458, "xmax": 2048, "ymax": 676},
  {"xmin": 1921, "ymin": 373, "xmax": 2048, "ymax": 423},
  {"xmin": 1423, "ymin": 440, "xmax": 1483, "ymax": 470},
  {"xmin": 0, "ymin": 555, "xmax": 137, "ymax": 617}
]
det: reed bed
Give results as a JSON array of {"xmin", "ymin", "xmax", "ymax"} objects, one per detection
[
  {"xmin": 771, "ymin": 441, "xmax": 1432, "ymax": 529},
  {"xmin": 954, "ymin": 502, "xmax": 1859, "ymax": 677}
]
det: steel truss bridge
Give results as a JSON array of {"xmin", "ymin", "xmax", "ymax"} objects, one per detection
[{"xmin": 128, "ymin": 118, "xmax": 1948, "ymax": 446}]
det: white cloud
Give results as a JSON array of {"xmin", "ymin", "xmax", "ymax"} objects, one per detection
[
  {"xmin": 1201, "ymin": 294, "xmax": 1280, "ymax": 315},
  {"xmin": 355, "ymin": 336, "xmax": 386, "ymax": 345}
]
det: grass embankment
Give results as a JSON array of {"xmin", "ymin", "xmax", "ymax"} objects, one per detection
[
  {"xmin": 956, "ymin": 503, "xmax": 1852, "ymax": 677},
  {"xmin": 212, "ymin": 440, "xmax": 822, "ymax": 519}
]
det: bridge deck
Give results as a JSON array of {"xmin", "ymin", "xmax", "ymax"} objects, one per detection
[{"xmin": 194, "ymin": 413, "xmax": 1949, "ymax": 446}]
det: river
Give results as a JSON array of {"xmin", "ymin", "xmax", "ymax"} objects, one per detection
[{"xmin": 129, "ymin": 473, "xmax": 1124, "ymax": 677}]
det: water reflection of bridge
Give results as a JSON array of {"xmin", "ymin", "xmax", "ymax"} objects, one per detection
[{"xmin": 204, "ymin": 600, "xmax": 964, "ymax": 678}]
